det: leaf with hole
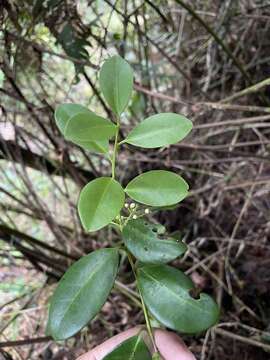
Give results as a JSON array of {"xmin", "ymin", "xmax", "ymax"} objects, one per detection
[
  {"xmin": 78, "ymin": 177, "xmax": 125, "ymax": 232},
  {"xmin": 122, "ymin": 113, "xmax": 192, "ymax": 148},
  {"xmin": 102, "ymin": 334, "xmax": 151, "ymax": 360},
  {"xmin": 123, "ymin": 219, "xmax": 187, "ymax": 264},
  {"xmin": 47, "ymin": 248, "xmax": 119, "ymax": 340},
  {"xmin": 138, "ymin": 264, "xmax": 219, "ymax": 334},
  {"xmin": 125, "ymin": 170, "xmax": 189, "ymax": 207},
  {"xmin": 65, "ymin": 111, "xmax": 116, "ymax": 142},
  {"xmin": 99, "ymin": 55, "xmax": 133, "ymax": 116},
  {"xmin": 55, "ymin": 103, "xmax": 108, "ymax": 153}
]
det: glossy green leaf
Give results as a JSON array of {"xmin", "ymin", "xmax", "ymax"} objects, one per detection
[
  {"xmin": 65, "ymin": 112, "xmax": 116, "ymax": 142},
  {"xmin": 138, "ymin": 264, "xmax": 219, "ymax": 334},
  {"xmin": 47, "ymin": 248, "xmax": 119, "ymax": 340},
  {"xmin": 99, "ymin": 55, "xmax": 133, "ymax": 116},
  {"xmin": 125, "ymin": 170, "xmax": 189, "ymax": 207},
  {"xmin": 123, "ymin": 219, "xmax": 187, "ymax": 263},
  {"xmin": 55, "ymin": 103, "xmax": 108, "ymax": 153},
  {"xmin": 103, "ymin": 334, "xmax": 151, "ymax": 360},
  {"xmin": 122, "ymin": 113, "xmax": 192, "ymax": 148},
  {"xmin": 75, "ymin": 139, "xmax": 109, "ymax": 153},
  {"xmin": 78, "ymin": 177, "xmax": 125, "ymax": 232}
]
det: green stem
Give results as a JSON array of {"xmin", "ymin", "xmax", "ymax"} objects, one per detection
[
  {"xmin": 123, "ymin": 205, "xmax": 138, "ymax": 226},
  {"xmin": 110, "ymin": 116, "xmax": 158, "ymax": 353},
  {"xmin": 126, "ymin": 250, "xmax": 157, "ymax": 353}
]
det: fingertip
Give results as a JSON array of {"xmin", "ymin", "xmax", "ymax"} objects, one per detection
[{"xmin": 154, "ymin": 329, "xmax": 196, "ymax": 360}]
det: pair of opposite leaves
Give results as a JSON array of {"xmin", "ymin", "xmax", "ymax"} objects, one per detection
[
  {"xmin": 78, "ymin": 170, "xmax": 189, "ymax": 232},
  {"xmin": 47, "ymin": 223, "xmax": 219, "ymax": 341},
  {"xmin": 55, "ymin": 103, "xmax": 192, "ymax": 154}
]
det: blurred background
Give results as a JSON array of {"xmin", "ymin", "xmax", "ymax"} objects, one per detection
[{"xmin": 0, "ymin": 1, "xmax": 270, "ymax": 359}]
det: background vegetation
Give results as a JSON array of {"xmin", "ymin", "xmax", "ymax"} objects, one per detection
[{"xmin": 0, "ymin": 1, "xmax": 270, "ymax": 359}]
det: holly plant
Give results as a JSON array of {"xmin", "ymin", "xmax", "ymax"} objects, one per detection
[{"xmin": 46, "ymin": 55, "xmax": 219, "ymax": 359}]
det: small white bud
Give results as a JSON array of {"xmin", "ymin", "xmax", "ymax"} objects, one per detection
[
  {"xmin": 124, "ymin": 203, "xmax": 129, "ymax": 208},
  {"xmin": 132, "ymin": 215, "xmax": 137, "ymax": 219},
  {"xmin": 145, "ymin": 208, "xmax": 150, "ymax": 214},
  {"xmin": 130, "ymin": 203, "xmax": 136, "ymax": 209}
]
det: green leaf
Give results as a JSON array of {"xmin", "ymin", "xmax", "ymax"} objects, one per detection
[
  {"xmin": 75, "ymin": 139, "xmax": 109, "ymax": 153},
  {"xmin": 122, "ymin": 113, "xmax": 192, "ymax": 148},
  {"xmin": 65, "ymin": 112, "xmax": 116, "ymax": 142},
  {"xmin": 125, "ymin": 170, "xmax": 189, "ymax": 207},
  {"xmin": 123, "ymin": 219, "xmax": 187, "ymax": 264},
  {"xmin": 55, "ymin": 103, "xmax": 108, "ymax": 153},
  {"xmin": 99, "ymin": 55, "xmax": 133, "ymax": 116},
  {"xmin": 153, "ymin": 204, "xmax": 179, "ymax": 211},
  {"xmin": 78, "ymin": 177, "xmax": 125, "ymax": 232},
  {"xmin": 55, "ymin": 103, "xmax": 88, "ymax": 134},
  {"xmin": 47, "ymin": 248, "xmax": 119, "ymax": 340},
  {"xmin": 103, "ymin": 334, "xmax": 151, "ymax": 360},
  {"xmin": 138, "ymin": 264, "xmax": 219, "ymax": 334}
]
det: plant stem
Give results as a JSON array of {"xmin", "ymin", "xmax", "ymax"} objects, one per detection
[
  {"xmin": 111, "ymin": 115, "xmax": 158, "ymax": 353},
  {"xmin": 123, "ymin": 204, "xmax": 138, "ymax": 226},
  {"xmin": 126, "ymin": 250, "xmax": 158, "ymax": 353}
]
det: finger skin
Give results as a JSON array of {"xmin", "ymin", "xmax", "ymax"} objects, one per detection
[
  {"xmin": 77, "ymin": 327, "xmax": 195, "ymax": 360},
  {"xmin": 155, "ymin": 329, "xmax": 196, "ymax": 360}
]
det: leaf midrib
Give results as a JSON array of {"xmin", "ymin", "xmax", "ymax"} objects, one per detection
[
  {"xmin": 57, "ymin": 252, "xmax": 112, "ymax": 330},
  {"xmin": 89, "ymin": 179, "xmax": 113, "ymax": 228},
  {"xmin": 67, "ymin": 123, "xmax": 115, "ymax": 141},
  {"xmin": 126, "ymin": 180, "xmax": 188, "ymax": 196},
  {"xmin": 129, "ymin": 336, "xmax": 141, "ymax": 360},
  {"xmin": 140, "ymin": 268, "xmax": 211, "ymax": 315},
  {"xmin": 127, "ymin": 122, "xmax": 182, "ymax": 143}
]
